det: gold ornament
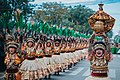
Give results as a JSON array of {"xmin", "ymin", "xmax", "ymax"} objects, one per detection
[{"xmin": 88, "ymin": 3, "xmax": 115, "ymax": 34}]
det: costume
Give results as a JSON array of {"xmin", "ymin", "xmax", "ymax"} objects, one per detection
[
  {"xmin": 43, "ymin": 39, "xmax": 55, "ymax": 74},
  {"xmin": 4, "ymin": 41, "xmax": 21, "ymax": 80},
  {"xmin": 86, "ymin": 41, "xmax": 112, "ymax": 80},
  {"xmin": 60, "ymin": 38, "xmax": 68, "ymax": 70},
  {"xmin": 85, "ymin": 2, "xmax": 115, "ymax": 80},
  {"xmin": 20, "ymin": 37, "xmax": 41, "ymax": 80},
  {"xmin": 35, "ymin": 40, "xmax": 48, "ymax": 77},
  {"xmin": 86, "ymin": 3, "xmax": 115, "ymax": 80},
  {"xmin": 52, "ymin": 39, "xmax": 62, "ymax": 73}
]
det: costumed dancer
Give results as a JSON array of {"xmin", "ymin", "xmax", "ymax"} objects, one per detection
[
  {"xmin": 65, "ymin": 37, "xmax": 73, "ymax": 69},
  {"xmin": 60, "ymin": 37, "xmax": 68, "ymax": 71},
  {"xmin": 85, "ymin": 33, "xmax": 113, "ymax": 80},
  {"xmin": 43, "ymin": 38, "xmax": 55, "ymax": 78},
  {"xmin": 71, "ymin": 38, "xmax": 78, "ymax": 66},
  {"xmin": 74, "ymin": 38, "xmax": 81, "ymax": 61},
  {"xmin": 20, "ymin": 37, "xmax": 40, "ymax": 80},
  {"xmin": 4, "ymin": 41, "xmax": 21, "ymax": 80},
  {"xmin": 52, "ymin": 38, "xmax": 62, "ymax": 74},
  {"xmin": 67, "ymin": 38, "xmax": 75, "ymax": 68},
  {"xmin": 75, "ymin": 39, "xmax": 83, "ymax": 61},
  {"xmin": 82, "ymin": 39, "xmax": 88, "ymax": 59},
  {"xmin": 35, "ymin": 39, "xmax": 48, "ymax": 78},
  {"xmin": 79, "ymin": 39, "xmax": 86, "ymax": 60},
  {"xmin": 85, "ymin": 2, "xmax": 115, "ymax": 80}
]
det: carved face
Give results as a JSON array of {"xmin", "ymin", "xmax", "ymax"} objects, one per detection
[{"xmin": 95, "ymin": 48, "xmax": 104, "ymax": 58}]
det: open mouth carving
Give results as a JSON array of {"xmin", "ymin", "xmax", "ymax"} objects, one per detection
[{"xmin": 96, "ymin": 52, "xmax": 103, "ymax": 57}]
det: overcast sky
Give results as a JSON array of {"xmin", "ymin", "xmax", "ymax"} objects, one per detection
[
  {"xmin": 31, "ymin": 0, "xmax": 95, "ymax": 4},
  {"xmin": 31, "ymin": 0, "xmax": 120, "ymax": 37}
]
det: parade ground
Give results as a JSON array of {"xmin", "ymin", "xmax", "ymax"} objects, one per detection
[{"xmin": 43, "ymin": 54, "xmax": 120, "ymax": 80}]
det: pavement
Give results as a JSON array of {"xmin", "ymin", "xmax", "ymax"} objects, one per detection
[{"xmin": 43, "ymin": 54, "xmax": 120, "ymax": 80}]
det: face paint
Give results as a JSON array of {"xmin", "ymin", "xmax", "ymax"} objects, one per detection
[
  {"xmin": 9, "ymin": 47, "xmax": 16, "ymax": 54},
  {"xmin": 47, "ymin": 42, "xmax": 51, "ymax": 47},
  {"xmin": 95, "ymin": 49, "xmax": 103, "ymax": 57},
  {"xmin": 55, "ymin": 43, "xmax": 59, "ymax": 47},
  {"xmin": 28, "ymin": 41, "xmax": 33, "ymax": 47}
]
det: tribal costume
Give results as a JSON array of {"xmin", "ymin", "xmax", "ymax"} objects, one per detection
[
  {"xmin": 85, "ymin": 34, "xmax": 113, "ymax": 80},
  {"xmin": 4, "ymin": 41, "xmax": 21, "ymax": 80},
  {"xmin": 43, "ymin": 39, "xmax": 55, "ymax": 74},
  {"xmin": 35, "ymin": 40, "xmax": 48, "ymax": 77},
  {"xmin": 52, "ymin": 39, "xmax": 62, "ymax": 72},
  {"xmin": 20, "ymin": 37, "xmax": 41, "ymax": 80}
]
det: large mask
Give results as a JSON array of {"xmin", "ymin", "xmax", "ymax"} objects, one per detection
[{"xmin": 93, "ymin": 42, "xmax": 106, "ymax": 59}]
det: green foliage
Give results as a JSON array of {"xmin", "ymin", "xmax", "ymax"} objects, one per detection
[
  {"xmin": 35, "ymin": 2, "xmax": 67, "ymax": 25},
  {"xmin": 114, "ymin": 35, "xmax": 120, "ymax": 43},
  {"xmin": 34, "ymin": 2, "xmax": 95, "ymax": 35},
  {"xmin": 0, "ymin": 0, "xmax": 34, "ymax": 33},
  {"xmin": 106, "ymin": 30, "xmax": 113, "ymax": 38}
]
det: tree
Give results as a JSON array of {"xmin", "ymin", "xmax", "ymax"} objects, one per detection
[
  {"xmin": 0, "ymin": 0, "xmax": 34, "ymax": 34},
  {"xmin": 35, "ymin": 2, "xmax": 68, "ymax": 26},
  {"xmin": 67, "ymin": 5, "xmax": 94, "ymax": 34},
  {"xmin": 34, "ymin": 2, "xmax": 96, "ymax": 35}
]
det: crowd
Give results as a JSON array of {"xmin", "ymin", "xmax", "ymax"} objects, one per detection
[{"xmin": 3, "ymin": 31, "xmax": 88, "ymax": 80}]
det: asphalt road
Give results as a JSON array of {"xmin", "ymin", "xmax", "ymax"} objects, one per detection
[{"xmin": 43, "ymin": 54, "xmax": 120, "ymax": 80}]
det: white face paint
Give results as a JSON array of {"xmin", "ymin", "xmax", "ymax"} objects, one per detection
[{"xmin": 95, "ymin": 49, "xmax": 103, "ymax": 57}]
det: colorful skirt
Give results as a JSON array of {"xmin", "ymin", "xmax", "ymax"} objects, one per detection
[
  {"xmin": 52, "ymin": 55, "xmax": 62, "ymax": 71},
  {"xmin": 20, "ymin": 59, "xmax": 42, "ymax": 79},
  {"xmin": 60, "ymin": 53, "xmax": 68, "ymax": 69},
  {"xmin": 43, "ymin": 57, "xmax": 55, "ymax": 74}
]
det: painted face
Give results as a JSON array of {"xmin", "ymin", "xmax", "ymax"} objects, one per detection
[
  {"xmin": 28, "ymin": 41, "xmax": 33, "ymax": 47},
  {"xmin": 46, "ymin": 42, "xmax": 51, "ymax": 47},
  {"xmin": 95, "ymin": 48, "xmax": 104, "ymax": 57},
  {"xmin": 55, "ymin": 42, "xmax": 59, "ymax": 47},
  {"xmin": 9, "ymin": 47, "xmax": 16, "ymax": 54}
]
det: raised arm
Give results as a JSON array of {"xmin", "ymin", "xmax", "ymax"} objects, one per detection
[
  {"xmin": 88, "ymin": 32, "xmax": 95, "ymax": 52},
  {"xmin": 101, "ymin": 32, "xmax": 110, "ymax": 53}
]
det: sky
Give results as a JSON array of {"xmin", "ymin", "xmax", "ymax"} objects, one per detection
[
  {"xmin": 31, "ymin": 0, "xmax": 96, "ymax": 4},
  {"xmin": 31, "ymin": 0, "xmax": 120, "ymax": 37}
]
